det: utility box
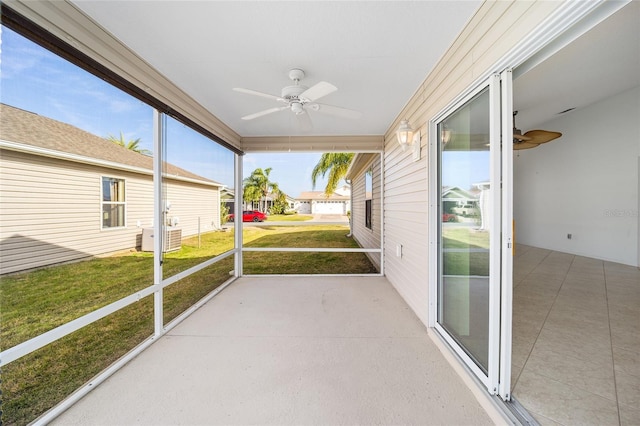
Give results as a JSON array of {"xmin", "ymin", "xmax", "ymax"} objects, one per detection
[{"xmin": 141, "ymin": 227, "xmax": 182, "ymax": 252}]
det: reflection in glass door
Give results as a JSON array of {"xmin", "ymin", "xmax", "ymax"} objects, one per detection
[
  {"xmin": 438, "ymin": 87, "xmax": 492, "ymax": 374},
  {"xmin": 433, "ymin": 71, "xmax": 512, "ymax": 396},
  {"xmin": 433, "ymin": 72, "xmax": 513, "ymax": 398}
]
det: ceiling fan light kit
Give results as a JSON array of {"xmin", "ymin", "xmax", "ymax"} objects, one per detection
[{"xmin": 233, "ymin": 68, "xmax": 361, "ymax": 126}]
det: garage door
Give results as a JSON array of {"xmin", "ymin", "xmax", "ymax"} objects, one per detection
[{"xmin": 313, "ymin": 201, "xmax": 344, "ymax": 214}]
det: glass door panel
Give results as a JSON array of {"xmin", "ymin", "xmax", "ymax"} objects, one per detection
[{"xmin": 438, "ymin": 87, "xmax": 492, "ymax": 374}]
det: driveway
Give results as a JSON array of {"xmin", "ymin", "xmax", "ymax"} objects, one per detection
[{"xmin": 237, "ymin": 214, "xmax": 349, "ymax": 226}]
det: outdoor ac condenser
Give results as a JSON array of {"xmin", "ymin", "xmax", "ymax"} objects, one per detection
[{"xmin": 141, "ymin": 227, "xmax": 182, "ymax": 252}]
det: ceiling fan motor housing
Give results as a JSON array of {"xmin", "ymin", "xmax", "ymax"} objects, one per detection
[{"xmin": 281, "ymin": 85, "xmax": 308, "ymax": 100}]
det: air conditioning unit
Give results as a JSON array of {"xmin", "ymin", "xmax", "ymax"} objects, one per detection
[{"xmin": 141, "ymin": 227, "xmax": 182, "ymax": 252}]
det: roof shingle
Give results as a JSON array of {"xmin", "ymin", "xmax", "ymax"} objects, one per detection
[{"xmin": 0, "ymin": 103, "xmax": 220, "ymax": 186}]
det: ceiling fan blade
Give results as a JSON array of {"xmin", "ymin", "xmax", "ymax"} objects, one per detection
[
  {"xmin": 522, "ymin": 130, "xmax": 562, "ymax": 144},
  {"xmin": 241, "ymin": 106, "xmax": 288, "ymax": 120},
  {"xmin": 233, "ymin": 87, "xmax": 283, "ymax": 102},
  {"xmin": 296, "ymin": 111, "xmax": 313, "ymax": 132},
  {"xmin": 299, "ymin": 81, "xmax": 337, "ymax": 102},
  {"xmin": 308, "ymin": 103, "xmax": 362, "ymax": 119}
]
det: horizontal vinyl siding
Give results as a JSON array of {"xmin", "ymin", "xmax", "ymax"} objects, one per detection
[
  {"xmin": 0, "ymin": 150, "xmax": 219, "ymax": 274},
  {"xmin": 350, "ymin": 157, "xmax": 381, "ymax": 271},
  {"xmin": 382, "ymin": 1, "xmax": 562, "ymax": 325},
  {"xmin": 165, "ymin": 182, "xmax": 219, "ymax": 238}
]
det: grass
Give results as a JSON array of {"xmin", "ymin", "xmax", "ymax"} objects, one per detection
[
  {"xmin": 442, "ymin": 226, "xmax": 490, "ymax": 276},
  {"xmin": 243, "ymin": 225, "xmax": 377, "ymax": 274},
  {"xmin": 0, "ymin": 224, "xmax": 375, "ymax": 425}
]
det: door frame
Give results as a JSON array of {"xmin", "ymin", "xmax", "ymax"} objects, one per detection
[{"xmin": 428, "ymin": 73, "xmax": 505, "ymax": 394}]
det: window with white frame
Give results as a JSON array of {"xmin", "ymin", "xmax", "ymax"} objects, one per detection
[
  {"xmin": 102, "ymin": 177, "xmax": 126, "ymax": 228},
  {"xmin": 365, "ymin": 167, "xmax": 373, "ymax": 229}
]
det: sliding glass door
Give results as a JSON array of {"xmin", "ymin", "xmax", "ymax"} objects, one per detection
[{"xmin": 433, "ymin": 71, "xmax": 513, "ymax": 399}]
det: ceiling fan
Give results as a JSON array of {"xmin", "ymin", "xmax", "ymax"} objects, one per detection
[
  {"xmin": 513, "ymin": 110, "xmax": 562, "ymax": 150},
  {"xmin": 233, "ymin": 69, "xmax": 362, "ymax": 126}
]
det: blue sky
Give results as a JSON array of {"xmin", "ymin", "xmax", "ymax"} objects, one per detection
[{"xmin": 1, "ymin": 26, "xmax": 330, "ymax": 197}]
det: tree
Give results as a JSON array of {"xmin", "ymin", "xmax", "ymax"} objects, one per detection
[
  {"xmin": 269, "ymin": 191, "xmax": 289, "ymax": 215},
  {"xmin": 311, "ymin": 153, "xmax": 354, "ymax": 196},
  {"xmin": 243, "ymin": 167, "xmax": 280, "ymax": 213},
  {"xmin": 107, "ymin": 132, "xmax": 152, "ymax": 155}
]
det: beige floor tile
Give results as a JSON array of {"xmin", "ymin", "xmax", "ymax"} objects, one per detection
[
  {"xmin": 512, "ymin": 333, "xmax": 536, "ymax": 370},
  {"xmin": 613, "ymin": 346, "xmax": 640, "ymax": 377},
  {"xmin": 561, "ymin": 277, "xmax": 607, "ymax": 297},
  {"xmin": 513, "ymin": 247, "xmax": 639, "ymax": 425},
  {"xmin": 514, "ymin": 284, "xmax": 559, "ymax": 307},
  {"xmin": 619, "ymin": 402, "xmax": 640, "ymax": 426},
  {"xmin": 522, "ymin": 346, "xmax": 616, "ymax": 401},
  {"xmin": 513, "ymin": 315, "xmax": 545, "ymax": 342},
  {"xmin": 615, "ymin": 365, "xmax": 640, "ymax": 408},
  {"xmin": 553, "ymin": 290, "xmax": 609, "ymax": 313},
  {"xmin": 609, "ymin": 304, "xmax": 640, "ymax": 326},
  {"xmin": 544, "ymin": 305, "xmax": 612, "ymax": 338},
  {"xmin": 513, "ymin": 369, "xmax": 619, "ymax": 426},
  {"xmin": 511, "ymin": 363, "xmax": 523, "ymax": 389},
  {"xmin": 607, "ymin": 288, "xmax": 640, "ymax": 311},
  {"xmin": 611, "ymin": 328, "xmax": 640, "ymax": 355},
  {"xmin": 528, "ymin": 411, "xmax": 567, "ymax": 426},
  {"xmin": 535, "ymin": 326, "xmax": 613, "ymax": 368},
  {"xmin": 566, "ymin": 267, "xmax": 605, "ymax": 279}
]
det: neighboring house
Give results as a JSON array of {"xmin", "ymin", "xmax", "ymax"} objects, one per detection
[
  {"xmin": 0, "ymin": 104, "xmax": 223, "ymax": 274},
  {"xmin": 295, "ymin": 185, "xmax": 351, "ymax": 215},
  {"xmin": 244, "ymin": 191, "xmax": 295, "ymax": 212},
  {"xmin": 345, "ymin": 154, "xmax": 381, "ymax": 271},
  {"xmin": 221, "ymin": 187, "xmax": 235, "ymax": 215},
  {"xmin": 441, "ymin": 186, "xmax": 479, "ymax": 216}
]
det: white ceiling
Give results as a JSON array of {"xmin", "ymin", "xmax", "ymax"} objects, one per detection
[
  {"xmin": 513, "ymin": 0, "xmax": 640, "ymax": 131},
  {"xmin": 72, "ymin": 1, "xmax": 481, "ymax": 137},
  {"xmin": 72, "ymin": 1, "xmax": 639, "ymax": 138}
]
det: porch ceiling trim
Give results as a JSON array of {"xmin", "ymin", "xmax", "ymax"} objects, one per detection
[{"xmin": 241, "ymin": 135, "xmax": 384, "ymax": 153}]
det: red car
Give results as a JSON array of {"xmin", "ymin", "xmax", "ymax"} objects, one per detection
[
  {"xmin": 229, "ymin": 210, "xmax": 267, "ymax": 222},
  {"xmin": 442, "ymin": 213, "xmax": 457, "ymax": 222}
]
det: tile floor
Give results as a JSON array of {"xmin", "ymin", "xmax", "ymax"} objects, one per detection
[{"xmin": 512, "ymin": 245, "xmax": 640, "ymax": 426}]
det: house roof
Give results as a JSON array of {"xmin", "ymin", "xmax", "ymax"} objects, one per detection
[
  {"xmin": 0, "ymin": 103, "xmax": 221, "ymax": 186},
  {"xmin": 297, "ymin": 191, "xmax": 350, "ymax": 201},
  {"xmin": 442, "ymin": 186, "xmax": 478, "ymax": 201}
]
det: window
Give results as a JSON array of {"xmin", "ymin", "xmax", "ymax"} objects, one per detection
[
  {"xmin": 365, "ymin": 167, "xmax": 373, "ymax": 229},
  {"xmin": 102, "ymin": 177, "xmax": 126, "ymax": 228}
]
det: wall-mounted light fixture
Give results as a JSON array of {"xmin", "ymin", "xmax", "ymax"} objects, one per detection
[
  {"xmin": 440, "ymin": 124, "xmax": 452, "ymax": 145},
  {"xmin": 396, "ymin": 119, "xmax": 421, "ymax": 161}
]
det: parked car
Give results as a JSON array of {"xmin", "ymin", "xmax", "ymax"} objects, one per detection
[
  {"xmin": 442, "ymin": 213, "xmax": 457, "ymax": 222},
  {"xmin": 228, "ymin": 210, "xmax": 267, "ymax": 222}
]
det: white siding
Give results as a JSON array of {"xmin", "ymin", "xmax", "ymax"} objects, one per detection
[
  {"xmin": 382, "ymin": 1, "xmax": 564, "ymax": 325},
  {"xmin": 350, "ymin": 156, "xmax": 382, "ymax": 271},
  {"xmin": 0, "ymin": 150, "xmax": 219, "ymax": 274}
]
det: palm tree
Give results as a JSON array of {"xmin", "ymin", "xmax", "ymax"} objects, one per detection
[
  {"xmin": 107, "ymin": 132, "xmax": 152, "ymax": 155},
  {"xmin": 311, "ymin": 153, "xmax": 354, "ymax": 196},
  {"xmin": 243, "ymin": 167, "xmax": 281, "ymax": 213}
]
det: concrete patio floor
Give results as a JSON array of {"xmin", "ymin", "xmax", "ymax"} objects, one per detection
[{"xmin": 53, "ymin": 276, "xmax": 496, "ymax": 425}]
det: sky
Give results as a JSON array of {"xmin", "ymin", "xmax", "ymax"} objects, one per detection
[
  {"xmin": 1, "ymin": 25, "xmax": 486, "ymax": 196},
  {"xmin": 0, "ymin": 26, "xmax": 334, "ymax": 197}
]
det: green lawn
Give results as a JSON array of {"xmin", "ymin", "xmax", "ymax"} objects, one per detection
[
  {"xmin": 442, "ymin": 226, "xmax": 490, "ymax": 276},
  {"xmin": 0, "ymin": 224, "xmax": 375, "ymax": 425}
]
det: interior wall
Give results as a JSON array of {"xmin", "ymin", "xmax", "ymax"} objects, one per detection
[{"xmin": 514, "ymin": 86, "xmax": 640, "ymax": 266}]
